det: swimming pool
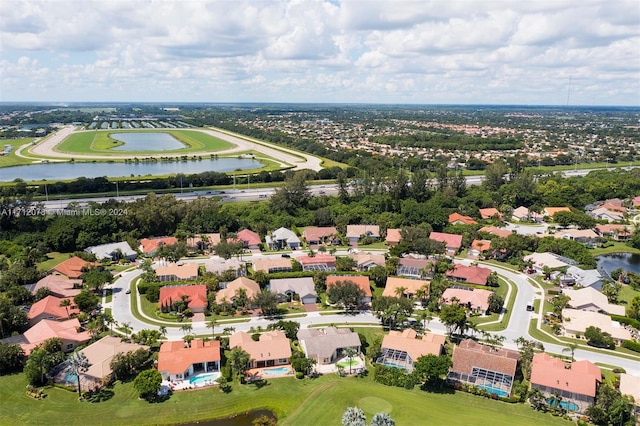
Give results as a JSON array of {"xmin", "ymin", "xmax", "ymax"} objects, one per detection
[
  {"xmin": 262, "ymin": 367, "xmax": 290, "ymax": 375},
  {"xmin": 547, "ymin": 398, "xmax": 580, "ymax": 412},
  {"xmin": 383, "ymin": 362, "xmax": 406, "ymax": 370},
  {"xmin": 476, "ymin": 384, "xmax": 509, "ymax": 397},
  {"xmin": 189, "ymin": 372, "xmax": 221, "ymax": 386}
]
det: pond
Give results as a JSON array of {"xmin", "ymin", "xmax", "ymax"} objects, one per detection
[
  {"xmin": 110, "ymin": 132, "xmax": 186, "ymax": 151},
  {"xmin": 596, "ymin": 252, "xmax": 640, "ymax": 277},
  {"xmin": 176, "ymin": 409, "xmax": 276, "ymax": 426},
  {"xmin": 0, "ymin": 158, "xmax": 262, "ymax": 181}
]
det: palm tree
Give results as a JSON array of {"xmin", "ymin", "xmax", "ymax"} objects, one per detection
[
  {"xmin": 181, "ymin": 323, "xmax": 193, "ymax": 336},
  {"xmin": 59, "ymin": 299, "xmax": 72, "ymax": 318},
  {"xmin": 562, "ymin": 342, "xmax": 579, "ymax": 362},
  {"xmin": 394, "ymin": 286, "xmax": 407, "ymax": 298},
  {"xmin": 418, "ymin": 310, "xmax": 433, "ymax": 331},
  {"xmin": 120, "ymin": 321, "xmax": 132, "ymax": 340},
  {"xmin": 343, "ymin": 347, "xmax": 358, "ymax": 375},
  {"xmin": 70, "ymin": 349, "xmax": 89, "ymax": 397},
  {"xmin": 206, "ymin": 319, "xmax": 218, "ymax": 338},
  {"xmin": 158, "ymin": 326, "xmax": 167, "ymax": 340},
  {"xmin": 415, "ymin": 285, "xmax": 429, "ymax": 306}
]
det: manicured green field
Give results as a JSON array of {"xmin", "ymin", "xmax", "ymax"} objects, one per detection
[
  {"xmin": 0, "ymin": 372, "xmax": 569, "ymax": 426},
  {"xmin": 55, "ymin": 130, "xmax": 234, "ymax": 155},
  {"xmin": 0, "ymin": 138, "xmax": 36, "ymax": 167}
]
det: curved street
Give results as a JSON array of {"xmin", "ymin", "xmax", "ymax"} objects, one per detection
[{"xmin": 108, "ymin": 252, "xmax": 640, "ymax": 376}]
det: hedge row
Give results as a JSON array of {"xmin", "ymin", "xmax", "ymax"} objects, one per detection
[
  {"xmin": 622, "ymin": 340, "xmax": 640, "ymax": 353},
  {"xmin": 609, "ymin": 314, "xmax": 640, "ymax": 329}
]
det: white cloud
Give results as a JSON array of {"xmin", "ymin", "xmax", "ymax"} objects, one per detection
[{"xmin": 0, "ymin": 0, "xmax": 637, "ymax": 104}]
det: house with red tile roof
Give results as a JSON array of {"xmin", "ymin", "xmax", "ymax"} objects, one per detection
[
  {"xmin": 229, "ymin": 330, "xmax": 291, "ymax": 369},
  {"xmin": 29, "ymin": 275, "xmax": 83, "ymax": 299},
  {"xmin": 186, "ymin": 233, "xmax": 221, "ymax": 251},
  {"xmin": 251, "ymin": 257, "xmax": 293, "ymax": 274},
  {"xmin": 633, "ymin": 196, "xmax": 640, "ymax": 208},
  {"xmin": 158, "ymin": 339, "xmax": 221, "ymax": 381},
  {"xmin": 468, "ymin": 239, "xmax": 491, "ymax": 258},
  {"xmin": 139, "ymin": 236, "xmax": 178, "ymax": 255},
  {"xmin": 543, "ymin": 207, "xmax": 571, "ymax": 219},
  {"xmin": 446, "ymin": 264, "xmax": 492, "ymax": 285},
  {"xmin": 236, "ymin": 229, "xmax": 262, "ymax": 250},
  {"xmin": 441, "ymin": 287, "xmax": 493, "ymax": 314},
  {"xmin": 555, "ymin": 229, "xmax": 599, "ymax": 245},
  {"xmin": 50, "ymin": 256, "xmax": 98, "ymax": 279},
  {"xmin": 385, "ymin": 228, "xmax": 402, "ymax": 246},
  {"xmin": 159, "ymin": 284, "xmax": 208, "ymax": 313},
  {"xmin": 2, "ymin": 318, "xmax": 91, "ymax": 355},
  {"xmin": 595, "ymin": 224, "xmax": 632, "ymax": 241},
  {"xmin": 28, "ymin": 295, "xmax": 79, "ymax": 326},
  {"xmin": 478, "ymin": 226, "xmax": 512, "ymax": 239},
  {"xmin": 447, "ymin": 339, "xmax": 520, "ymax": 397},
  {"xmin": 155, "ymin": 263, "xmax": 200, "ymax": 282},
  {"xmin": 216, "ymin": 277, "xmax": 260, "ymax": 304},
  {"xmin": 297, "ymin": 254, "xmax": 336, "ymax": 271},
  {"xmin": 382, "ymin": 276, "xmax": 430, "ymax": 299},
  {"xmin": 376, "ymin": 329, "xmax": 445, "ymax": 372},
  {"xmin": 448, "ymin": 213, "xmax": 478, "ymax": 226},
  {"xmin": 479, "ymin": 208, "xmax": 502, "ymax": 220},
  {"xmin": 429, "ymin": 232, "xmax": 463, "ymax": 255},
  {"xmin": 346, "ymin": 225, "xmax": 380, "ymax": 245},
  {"xmin": 326, "ymin": 275, "xmax": 372, "ymax": 304},
  {"xmin": 302, "ymin": 227, "xmax": 340, "ymax": 245},
  {"xmin": 530, "ymin": 352, "xmax": 601, "ymax": 413}
]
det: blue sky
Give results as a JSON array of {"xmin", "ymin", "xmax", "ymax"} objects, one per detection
[{"xmin": 1, "ymin": 0, "xmax": 639, "ymax": 105}]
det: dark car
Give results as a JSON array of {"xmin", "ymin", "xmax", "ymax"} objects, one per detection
[{"xmin": 281, "ymin": 254, "xmax": 291, "ymax": 258}]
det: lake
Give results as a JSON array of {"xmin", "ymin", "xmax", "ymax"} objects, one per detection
[
  {"xmin": 596, "ymin": 252, "xmax": 640, "ymax": 276},
  {"xmin": 110, "ymin": 132, "xmax": 186, "ymax": 151},
  {"xmin": 176, "ymin": 410, "xmax": 276, "ymax": 426},
  {"xmin": 1, "ymin": 158, "xmax": 261, "ymax": 181}
]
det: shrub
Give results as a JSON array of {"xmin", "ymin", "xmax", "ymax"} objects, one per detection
[
  {"xmin": 622, "ymin": 340, "xmax": 640, "ymax": 353},
  {"xmin": 612, "ymin": 367, "xmax": 627, "ymax": 374},
  {"xmin": 610, "ymin": 315, "xmax": 640, "ymax": 329},
  {"xmin": 295, "ymin": 371, "xmax": 304, "ymax": 379}
]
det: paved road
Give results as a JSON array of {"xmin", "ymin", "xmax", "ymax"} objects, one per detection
[{"xmin": 108, "ymin": 252, "xmax": 640, "ymax": 375}]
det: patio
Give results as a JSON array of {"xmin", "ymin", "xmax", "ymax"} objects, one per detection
[
  {"xmin": 246, "ymin": 365, "xmax": 294, "ymax": 381},
  {"xmin": 313, "ymin": 355, "xmax": 365, "ymax": 375}
]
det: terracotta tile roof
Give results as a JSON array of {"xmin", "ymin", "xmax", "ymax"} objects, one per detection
[
  {"xmin": 382, "ymin": 276, "xmax": 430, "ymax": 298},
  {"xmin": 237, "ymin": 229, "xmax": 261, "ymax": 247},
  {"xmin": 51, "ymin": 256, "xmax": 98, "ymax": 279},
  {"xmin": 470, "ymin": 239, "xmax": 492, "ymax": 252},
  {"xmin": 158, "ymin": 339, "xmax": 221, "ymax": 375},
  {"xmin": 441, "ymin": 288, "xmax": 492, "ymax": 312},
  {"xmin": 296, "ymin": 254, "xmax": 336, "ymax": 266},
  {"xmin": 448, "ymin": 213, "xmax": 478, "ymax": 225},
  {"xmin": 229, "ymin": 330, "xmax": 291, "ymax": 362},
  {"xmin": 602, "ymin": 202, "xmax": 626, "ymax": 213},
  {"xmin": 158, "ymin": 284, "xmax": 208, "ymax": 310},
  {"xmin": 326, "ymin": 275, "xmax": 372, "ymax": 297},
  {"xmin": 595, "ymin": 224, "xmax": 631, "ymax": 236},
  {"xmin": 385, "ymin": 228, "xmax": 402, "ymax": 244},
  {"xmin": 216, "ymin": 277, "xmax": 260, "ymax": 303},
  {"xmin": 28, "ymin": 295, "xmax": 79, "ymax": 322},
  {"xmin": 251, "ymin": 257, "xmax": 293, "ymax": 273},
  {"xmin": 619, "ymin": 374, "xmax": 640, "ymax": 406},
  {"xmin": 139, "ymin": 236, "xmax": 178, "ymax": 254},
  {"xmin": 348, "ymin": 252, "xmax": 386, "ymax": 268},
  {"xmin": 186, "ymin": 233, "xmax": 221, "ymax": 248},
  {"xmin": 478, "ymin": 226, "xmax": 512, "ymax": 238},
  {"xmin": 31, "ymin": 275, "xmax": 82, "ymax": 298},
  {"xmin": 155, "ymin": 263, "xmax": 200, "ymax": 281},
  {"xmin": 381, "ymin": 329, "xmax": 445, "ymax": 361},
  {"xmin": 450, "ymin": 339, "xmax": 519, "ymax": 378},
  {"xmin": 446, "ymin": 264, "xmax": 492, "ymax": 285},
  {"xmin": 479, "ymin": 208, "xmax": 502, "ymax": 220},
  {"xmin": 530, "ymin": 353, "xmax": 601, "ymax": 398},
  {"xmin": 303, "ymin": 226, "xmax": 338, "ymax": 242},
  {"xmin": 429, "ymin": 232, "xmax": 463, "ymax": 250},
  {"xmin": 398, "ymin": 257, "xmax": 435, "ymax": 270},
  {"xmin": 543, "ymin": 207, "xmax": 571, "ymax": 217},
  {"xmin": 21, "ymin": 318, "xmax": 91, "ymax": 355}
]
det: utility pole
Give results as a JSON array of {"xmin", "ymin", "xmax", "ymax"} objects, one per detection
[
  {"xmin": 115, "ymin": 181, "xmax": 119, "ymax": 198},
  {"xmin": 44, "ymin": 183, "xmax": 49, "ymax": 202}
]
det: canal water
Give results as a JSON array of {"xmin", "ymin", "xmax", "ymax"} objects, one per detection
[{"xmin": 596, "ymin": 252, "xmax": 640, "ymax": 277}]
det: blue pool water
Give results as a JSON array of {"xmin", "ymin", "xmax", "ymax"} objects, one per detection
[
  {"xmin": 547, "ymin": 398, "xmax": 580, "ymax": 412},
  {"xmin": 383, "ymin": 362, "xmax": 406, "ymax": 370},
  {"xmin": 189, "ymin": 372, "xmax": 221, "ymax": 386},
  {"xmin": 262, "ymin": 367, "xmax": 290, "ymax": 375},
  {"xmin": 477, "ymin": 384, "xmax": 509, "ymax": 397},
  {"xmin": 64, "ymin": 370, "xmax": 78, "ymax": 384}
]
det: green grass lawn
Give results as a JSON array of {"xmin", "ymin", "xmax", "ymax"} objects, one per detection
[
  {"xmin": 0, "ymin": 138, "xmax": 37, "ymax": 167},
  {"xmin": 37, "ymin": 252, "xmax": 73, "ymax": 271},
  {"xmin": 618, "ymin": 283, "xmax": 640, "ymax": 309},
  {"xmin": 591, "ymin": 242, "xmax": 640, "ymax": 256},
  {"xmin": 0, "ymin": 372, "xmax": 569, "ymax": 426},
  {"xmin": 55, "ymin": 129, "xmax": 234, "ymax": 155}
]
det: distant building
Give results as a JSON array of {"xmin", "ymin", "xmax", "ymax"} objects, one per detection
[
  {"xmin": 302, "ymin": 227, "xmax": 340, "ymax": 245},
  {"xmin": 446, "ymin": 264, "xmax": 492, "ymax": 285},
  {"xmin": 50, "ymin": 256, "xmax": 98, "ymax": 279},
  {"xmin": 236, "ymin": 229, "xmax": 262, "ymax": 250},
  {"xmin": 251, "ymin": 257, "xmax": 293, "ymax": 274},
  {"xmin": 266, "ymin": 227, "xmax": 301, "ymax": 250},
  {"xmin": 139, "ymin": 236, "xmax": 177, "ymax": 255},
  {"xmin": 346, "ymin": 225, "xmax": 380, "ymax": 245},
  {"xmin": 385, "ymin": 228, "xmax": 402, "ymax": 246},
  {"xmin": 429, "ymin": 232, "xmax": 463, "ymax": 255},
  {"xmin": 479, "ymin": 208, "xmax": 502, "ymax": 220},
  {"xmin": 448, "ymin": 213, "xmax": 478, "ymax": 226},
  {"xmin": 297, "ymin": 254, "xmax": 336, "ymax": 271},
  {"xmin": 85, "ymin": 242, "xmax": 137, "ymax": 261},
  {"xmin": 155, "ymin": 263, "xmax": 199, "ymax": 282}
]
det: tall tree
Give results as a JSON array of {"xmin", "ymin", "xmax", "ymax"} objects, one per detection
[
  {"xmin": 226, "ymin": 347, "xmax": 251, "ymax": 381},
  {"xmin": 269, "ymin": 172, "xmax": 310, "ymax": 214},
  {"xmin": 327, "ymin": 280, "xmax": 365, "ymax": 311},
  {"xmin": 133, "ymin": 369, "xmax": 162, "ymax": 401}
]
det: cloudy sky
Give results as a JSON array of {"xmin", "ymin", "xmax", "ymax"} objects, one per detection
[{"xmin": 1, "ymin": 0, "xmax": 639, "ymax": 105}]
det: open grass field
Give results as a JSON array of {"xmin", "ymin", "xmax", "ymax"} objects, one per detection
[
  {"xmin": 55, "ymin": 130, "xmax": 234, "ymax": 155},
  {"xmin": 0, "ymin": 138, "xmax": 37, "ymax": 168},
  {"xmin": 37, "ymin": 252, "xmax": 73, "ymax": 271},
  {"xmin": 0, "ymin": 372, "xmax": 569, "ymax": 426}
]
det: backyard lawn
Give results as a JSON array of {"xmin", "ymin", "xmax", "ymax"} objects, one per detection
[{"xmin": 0, "ymin": 372, "xmax": 569, "ymax": 426}]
